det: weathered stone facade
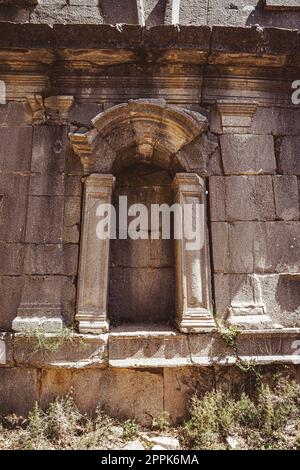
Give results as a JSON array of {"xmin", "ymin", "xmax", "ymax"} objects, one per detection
[{"xmin": 0, "ymin": 1, "xmax": 300, "ymax": 424}]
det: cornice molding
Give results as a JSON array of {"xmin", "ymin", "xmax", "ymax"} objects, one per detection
[{"xmin": 216, "ymin": 100, "xmax": 259, "ymax": 131}]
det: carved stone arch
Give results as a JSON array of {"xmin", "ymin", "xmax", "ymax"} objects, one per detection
[
  {"xmin": 69, "ymin": 100, "xmax": 216, "ymax": 334},
  {"xmin": 69, "ymin": 99, "xmax": 215, "ymax": 176}
]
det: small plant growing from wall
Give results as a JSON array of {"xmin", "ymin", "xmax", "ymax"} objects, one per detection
[{"xmin": 17, "ymin": 326, "xmax": 85, "ymax": 357}]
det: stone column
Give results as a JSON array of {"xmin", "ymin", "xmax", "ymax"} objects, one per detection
[
  {"xmin": 172, "ymin": 173, "xmax": 215, "ymax": 333},
  {"xmin": 76, "ymin": 174, "xmax": 115, "ymax": 333}
]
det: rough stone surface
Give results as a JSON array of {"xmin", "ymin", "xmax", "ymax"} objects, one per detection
[
  {"xmin": 164, "ymin": 366, "xmax": 215, "ymax": 424},
  {"xmin": 273, "ymin": 175, "xmax": 300, "ymax": 221},
  {"xmin": 212, "ymin": 222, "xmax": 300, "ymax": 274},
  {"xmin": 24, "ymin": 244, "xmax": 78, "ymax": 275},
  {"xmin": 122, "ymin": 440, "xmax": 145, "ymax": 450},
  {"xmin": 25, "ymin": 196, "xmax": 64, "ymax": 244},
  {"xmin": 0, "ymin": 368, "xmax": 39, "ymax": 415},
  {"xmin": 209, "ymin": 176, "xmax": 276, "ymax": 221},
  {"xmin": 0, "ymin": 276, "xmax": 24, "ymax": 330},
  {"xmin": 0, "ymin": 127, "xmax": 32, "ymax": 171},
  {"xmin": 278, "ymin": 137, "xmax": 300, "ymax": 176},
  {"xmin": 220, "ymin": 135, "xmax": 276, "ymax": 175},
  {"xmin": 14, "ymin": 333, "xmax": 108, "ymax": 368}
]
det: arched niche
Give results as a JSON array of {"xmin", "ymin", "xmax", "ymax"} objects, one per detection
[{"xmin": 69, "ymin": 99, "xmax": 217, "ymax": 333}]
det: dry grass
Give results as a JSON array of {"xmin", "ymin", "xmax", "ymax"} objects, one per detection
[{"xmin": 0, "ymin": 373, "xmax": 300, "ymax": 450}]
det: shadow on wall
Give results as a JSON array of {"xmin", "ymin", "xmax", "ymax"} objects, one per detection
[
  {"xmin": 275, "ymin": 275, "xmax": 300, "ymax": 313},
  {"xmin": 101, "ymin": 0, "xmax": 139, "ymax": 25},
  {"xmin": 101, "ymin": 0, "xmax": 168, "ymax": 26}
]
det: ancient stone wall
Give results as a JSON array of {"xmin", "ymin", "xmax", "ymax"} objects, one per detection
[
  {"xmin": 0, "ymin": 13, "xmax": 300, "ymax": 423},
  {"xmin": 0, "ymin": 1, "xmax": 300, "ymax": 28}
]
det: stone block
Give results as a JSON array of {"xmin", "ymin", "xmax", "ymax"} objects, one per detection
[
  {"xmin": 65, "ymin": 140, "xmax": 84, "ymax": 175},
  {"xmin": 0, "ymin": 276, "xmax": 24, "ymax": 331},
  {"xmin": 212, "ymin": 221, "xmax": 300, "ymax": 274},
  {"xmin": 0, "ymin": 333, "xmax": 14, "ymax": 366},
  {"xmin": 14, "ymin": 333, "xmax": 108, "ymax": 369},
  {"xmin": 214, "ymin": 273, "xmax": 266, "ymax": 319},
  {"xmin": 211, "ymin": 107, "xmax": 300, "ymax": 137},
  {"xmin": 109, "ymin": 267, "xmax": 175, "ymax": 325},
  {"xmin": 164, "ymin": 367, "xmax": 215, "ymax": 424},
  {"xmin": 214, "ymin": 365, "xmax": 246, "ymax": 394},
  {"xmin": 0, "ymin": 195, "xmax": 27, "ymax": 242},
  {"xmin": 220, "ymin": 134, "xmax": 276, "ymax": 175},
  {"xmin": 209, "ymin": 176, "xmax": 275, "ymax": 221},
  {"xmin": 109, "ymin": 330, "xmax": 190, "ymax": 368},
  {"xmin": 0, "ymin": 127, "xmax": 32, "ymax": 172},
  {"xmin": 236, "ymin": 331, "xmax": 300, "ymax": 360},
  {"xmin": 0, "ymin": 243, "xmax": 24, "ymax": 275},
  {"xmin": 17, "ymin": 275, "xmax": 76, "ymax": 325},
  {"xmin": 258, "ymin": 274, "xmax": 300, "ymax": 327},
  {"xmin": 30, "ymin": 4, "xmax": 105, "ymax": 25},
  {"xmin": 39, "ymin": 368, "xmax": 72, "ymax": 409},
  {"xmin": 0, "ymin": 5, "xmax": 31, "ymax": 23},
  {"xmin": 24, "ymin": 244, "xmax": 78, "ymax": 275},
  {"xmin": 25, "ymin": 196, "xmax": 64, "ymax": 243},
  {"xmin": 206, "ymin": 147, "xmax": 223, "ymax": 176},
  {"xmin": 278, "ymin": 137, "xmax": 300, "ymax": 175},
  {"xmin": 110, "ymin": 238, "xmax": 174, "ymax": 268},
  {"xmin": 63, "ymin": 196, "xmax": 81, "ymax": 243},
  {"xmin": 213, "ymin": 272, "xmax": 300, "ymax": 330},
  {"xmin": 0, "ymin": 102, "xmax": 32, "ymax": 127},
  {"xmin": 98, "ymin": 0, "xmax": 138, "ymax": 24},
  {"xmin": 208, "ymin": 0, "xmax": 259, "ymax": 27},
  {"xmin": 0, "ymin": 173, "xmax": 30, "ymax": 196},
  {"xmin": 255, "ymin": 222, "xmax": 300, "ymax": 274},
  {"xmin": 165, "ymin": 0, "xmax": 207, "ymax": 26},
  {"xmin": 98, "ymin": 368, "xmax": 164, "ymax": 426},
  {"xmin": 143, "ymin": 0, "xmax": 168, "ymax": 27},
  {"xmin": 273, "ymin": 175, "xmax": 299, "ymax": 220},
  {"xmin": 29, "ymin": 173, "xmax": 65, "ymax": 196},
  {"xmin": 251, "ymin": 107, "xmax": 300, "ymax": 137},
  {"xmin": 31, "ymin": 125, "xmax": 67, "ymax": 173},
  {"xmin": 0, "ymin": 368, "xmax": 39, "ymax": 415},
  {"xmin": 41, "ymin": 367, "xmax": 164, "ymax": 425},
  {"xmin": 68, "ymin": 102, "xmax": 103, "ymax": 127},
  {"xmin": 65, "ymin": 175, "xmax": 82, "ymax": 196},
  {"xmin": 211, "ymin": 222, "xmax": 254, "ymax": 273},
  {"xmin": 189, "ymin": 332, "xmax": 234, "ymax": 364},
  {"xmin": 71, "ymin": 369, "xmax": 107, "ymax": 414}
]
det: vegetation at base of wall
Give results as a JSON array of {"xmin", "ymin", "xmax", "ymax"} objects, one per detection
[
  {"xmin": 18, "ymin": 326, "xmax": 85, "ymax": 354},
  {"xmin": 0, "ymin": 374, "xmax": 300, "ymax": 450},
  {"xmin": 152, "ymin": 411, "xmax": 170, "ymax": 432},
  {"xmin": 0, "ymin": 395, "xmax": 119, "ymax": 450},
  {"xmin": 122, "ymin": 419, "xmax": 140, "ymax": 441},
  {"xmin": 181, "ymin": 374, "xmax": 300, "ymax": 450},
  {"xmin": 217, "ymin": 323, "xmax": 241, "ymax": 349}
]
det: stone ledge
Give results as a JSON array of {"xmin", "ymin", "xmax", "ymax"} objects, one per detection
[
  {"xmin": 12, "ymin": 332, "xmax": 108, "ymax": 369},
  {"xmin": 0, "ymin": 328, "xmax": 299, "ymax": 369}
]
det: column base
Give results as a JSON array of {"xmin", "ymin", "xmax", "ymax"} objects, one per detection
[
  {"xmin": 12, "ymin": 316, "xmax": 63, "ymax": 333},
  {"xmin": 228, "ymin": 314, "xmax": 274, "ymax": 330},
  {"xmin": 177, "ymin": 313, "xmax": 216, "ymax": 333},
  {"xmin": 77, "ymin": 319, "xmax": 109, "ymax": 334}
]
